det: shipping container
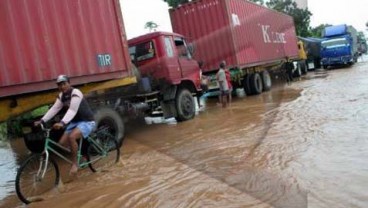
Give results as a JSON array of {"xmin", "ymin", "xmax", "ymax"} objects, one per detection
[
  {"xmin": 0, "ymin": 0, "xmax": 132, "ymax": 98},
  {"xmin": 169, "ymin": 0, "xmax": 299, "ymax": 72}
]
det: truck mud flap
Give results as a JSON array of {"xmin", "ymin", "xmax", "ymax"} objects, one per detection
[
  {"xmin": 162, "ymin": 86, "xmax": 177, "ymax": 101},
  {"xmin": 159, "ymin": 85, "xmax": 178, "ymax": 119},
  {"xmin": 161, "ymin": 100, "xmax": 177, "ymax": 119}
]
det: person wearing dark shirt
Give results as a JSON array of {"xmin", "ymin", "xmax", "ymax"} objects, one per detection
[
  {"xmin": 35, "ymin": 75, "xmax": 95, "ymax": 175},
  {"xmin": 285, "ymin": 57, "xmax": 294, "ymax": 84}
]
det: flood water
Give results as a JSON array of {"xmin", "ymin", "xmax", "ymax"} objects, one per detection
[{"xmin": 1, "ymin": 57, "xmax": 368, "ymax": 208}]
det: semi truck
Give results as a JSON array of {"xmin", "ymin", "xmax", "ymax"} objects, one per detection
[
  {"xmin": 298, "ymin": 37, "xmax": 323, "ymax": 70},
  {"xmin": 169, "ymin": 0, "xmax": 300, "ymax": 95},
  {"xmin": 320, "ymin": 24, "xmax": 358, "ymax": 68},
  {"xmin": 0, "ymin": 0, "xmax": 203, "ymax": 144}
]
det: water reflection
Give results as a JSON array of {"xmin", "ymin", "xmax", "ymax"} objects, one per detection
[
  {"xmin": 1, "ymin": 61, "xmax": 368, "ymax": 207},
  {"xmin": 0, "ymin": 146, "xmax": 16, "ymax": 201}
]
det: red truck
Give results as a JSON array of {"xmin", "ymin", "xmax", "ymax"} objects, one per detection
[
  {"xmin": 0, "ymin": 0, "xmax": 202, "ymax": 143},
  {"xmin": 170, "ymin": 0, "xmax": 300, "ymax": 95}
]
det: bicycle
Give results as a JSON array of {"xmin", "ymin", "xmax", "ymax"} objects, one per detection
[{"xmin": 15, "ymin": 123, "xmax": 120, "ymax": 204}]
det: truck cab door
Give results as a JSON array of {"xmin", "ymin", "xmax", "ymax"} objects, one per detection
[{"xmin": 173, "ymin": 37, "xmax": 199, "ymax": 79}]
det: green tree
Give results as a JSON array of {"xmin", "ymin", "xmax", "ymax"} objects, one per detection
[
  {"xmin": 358, "ymin": 31, "xmax": 366, "ymax": 43},
  {"xmin": 163, "ymin": 0, "xmax": 189, "ymax": 8},
  {"xmin": 309, "ymin": 24, "xmax": 331, "ymax": 37},
  {"xmin": 266, "ymin": 0, "xmax": 312, "ymax": 37},
  {"xmin": 144, "ymin": 21, "xmax": 159, "ymax": 32}
]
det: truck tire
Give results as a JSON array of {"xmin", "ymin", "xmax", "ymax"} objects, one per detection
[
  {"xmin": 94, "ymin": 108, "xmax": 125, "ymax": 147},
  {"xmin": 249, "ymin": 73, "xmax": 263, "ymax": 95},
  {"xmin": 175, "ymin": 89, "xmax": 195, "ymax": 122},
  {"xmin": 242, "ymin": 74, "xmax": 252, "ymax": 95},
  {"xmin": 260, "ymin": 70, "xmax": 272, "ymax": 91}
]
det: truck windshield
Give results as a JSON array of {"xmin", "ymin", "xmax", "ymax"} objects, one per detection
[
  {"xmin": 174, "ymin": 37, "xmax": 192, "ymax": 59},
  {"xmin": 321, "ymin": 38, "xmax": 349, "ymax": 48},
  {"xmin": 129, "ymin": 41, "xmax": 155, "ymax": 62}
]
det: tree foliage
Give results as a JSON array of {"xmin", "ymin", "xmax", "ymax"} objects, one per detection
[
  {"xmin": 358, "ymin": 32, "xmax": 367, "ymax": 43},
  {"xmin": 144, "ymin": 21, "xmax": 159, "ymax": 32},
  {"xmin": 248, "ymin": 0, "xmax": 265, "ymax": 5},
  {"xmin": 309, "ymin": 24, "xmax": 331, "ymax": 37},
  {"xmin": 163, "ymin": 0, "xmax": 189, "ymax": 8},
  {"xmin": 266, "ymin": 0, "xmax": 312, "ymax": 37}
]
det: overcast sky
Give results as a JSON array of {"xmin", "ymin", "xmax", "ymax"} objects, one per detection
[
  {"xmin": 120, "ymin": 0, "xmax": 368, "ymax": 39},
  {"xmin": 120, "ymin": 0, "xmax": 172, "ymax": 39},
  {"xmin": 309, "ymin": 0, "xmax": 368, "ymax": 32}
]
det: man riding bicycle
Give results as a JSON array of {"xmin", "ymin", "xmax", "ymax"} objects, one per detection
[{"xmin": 35, "ymin": 75, "xmax": 96, "ymax": 175}]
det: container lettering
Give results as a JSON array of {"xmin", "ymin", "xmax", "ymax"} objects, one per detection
[{"xmin": 97, "ymin": 54, "xmax": 112, "ymax": 67}]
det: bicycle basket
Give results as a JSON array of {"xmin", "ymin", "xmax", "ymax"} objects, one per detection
[
  {"xmin": 22, "ymin": 126, "xmax": 45, "ymax": 153},
  {"xmin": 22, "ymin": 124, "xmax": 64, "ymax": 153}
]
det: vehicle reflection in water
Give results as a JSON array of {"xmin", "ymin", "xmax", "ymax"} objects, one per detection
[
  {"xmin": 1, "ymin": 59, "xmax": 368, "ymax": 207},
  {"xmin": 0, "ymin": 145, "xmax": 17, "ymax": 201},
  {"xmin": 0, "ymin": 137, "xmax": 29, "ymax": 208}
]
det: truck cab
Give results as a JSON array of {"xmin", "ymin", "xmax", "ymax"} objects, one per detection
[
  {"xmin": 128, "ymin": 32, "xmax": 201, "ymax": 92},
  {"xmin": 128, "ymin": 32, "xmax": 203, "ymax": 121},
  {"xmin": 320, "ymin": 24, "xmax": 358, "ymax": 69},
  {"xmin": 320, "ymin": 36, "xmax": 355, "ymax": 68}
]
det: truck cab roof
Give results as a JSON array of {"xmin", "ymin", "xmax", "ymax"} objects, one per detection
[{"xmin": 128, "ymin": 31, "xmax": 184, "ymax": 45}]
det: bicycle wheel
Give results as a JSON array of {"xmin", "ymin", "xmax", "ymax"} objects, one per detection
[
  {"xmin": 15, "ymin": 154, "xmax": 60, "ymax": 204},
  {"xmin": 87, "ymin": 132, "xmax": 120, "ymax": 172}
]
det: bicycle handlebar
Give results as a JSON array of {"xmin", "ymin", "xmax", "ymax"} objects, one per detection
[{"xmin": 39, "ymin": 123, "xmax": 52, "ymax": 133}]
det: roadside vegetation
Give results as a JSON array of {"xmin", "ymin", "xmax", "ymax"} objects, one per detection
[{"xmin": 5, "ymin": 106, "xmax": 48, "ymax": 138}]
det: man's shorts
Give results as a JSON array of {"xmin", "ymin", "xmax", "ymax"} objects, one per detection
[{"xmin": 65, "ymin": 121, "xmax": 96, "ymax": 138}]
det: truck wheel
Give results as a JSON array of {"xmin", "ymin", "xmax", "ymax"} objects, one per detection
[
  {"xmin": 242, "ymin": 74, "xmax": 252, "ymax": 95},
  {"xmin": 94, "ymin": 108, "xmax": 125, "ymax": 147},
  {"xmin": 249, "ymin": 73, "xmax": 263, "ymax": 95},
  {"xmin": 322, "ymin": 65, "xmax": 328, "ymax": 69},
  {"xmin": 175, "ymin": 89, "xmax": 195, "ymax": 122},
  {"xmin": 260, "ymin": 70, "xmax": 272, "ymax": 91}
]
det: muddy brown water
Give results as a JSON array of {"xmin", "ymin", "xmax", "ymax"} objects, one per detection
[{"xmin": 1, "ymin": 58, "xmax": 368, "ymax": 208}]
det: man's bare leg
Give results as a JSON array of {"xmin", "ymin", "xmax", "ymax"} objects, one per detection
[
  {"xmin": 58, "ymin": 133, "xmax": 69, "ymax": 148},
  {"xmin": 68, "ymin": 128, "xmax": 83, "ymax": 175},
  {"xmin": 222, "ymin": 95, "xmax": 228, "ymax": 108}
]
